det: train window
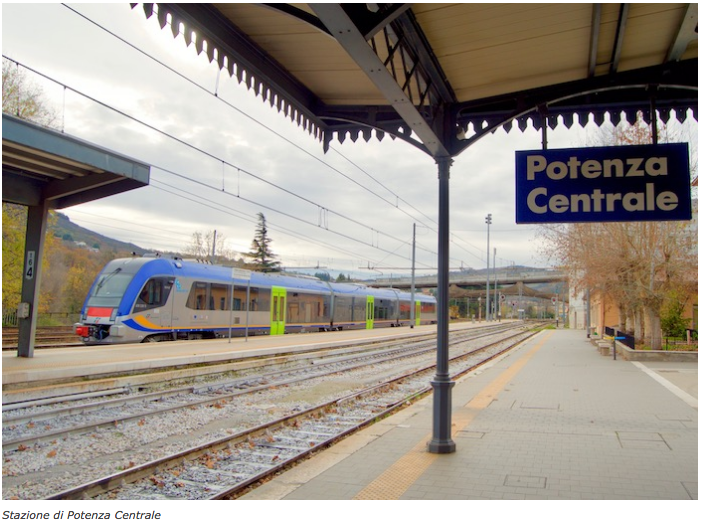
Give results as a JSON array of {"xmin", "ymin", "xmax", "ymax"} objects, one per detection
[
  {"xmin": 249, "ymin": 287, "xmax": 270, "ymax": 312},
  {"xmin": 287, "ymin": 292, "xmax": 330, "ymax": 323},
  {"xmin": 186, "ymin": 282, "xmax": 208, "ymax": 310},
  {"xmin": 374, "ymin": 298, "xmax": 396, "ymax": 321},
  {"xmin": 210, "ymin": 283, "xmax": 228, "ymax": 310},
  {"xmin": 398, "ymin": 301, "xmax": 412, "ymax": 320},
  {"xmin": 133, "ymin": 278, "xmax": 172, "ymax": 313},
  {"xmin": 185, "ymin": 282, "xmax": 232, "ymax": 311},
  {"xmin": 87, "ymin": 271, "xmax": 135, "ymax": 308}
]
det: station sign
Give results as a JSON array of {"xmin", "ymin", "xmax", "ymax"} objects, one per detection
[{"xmin": 515, "ymin": 143, "xmax": 692, "ymax": 223}]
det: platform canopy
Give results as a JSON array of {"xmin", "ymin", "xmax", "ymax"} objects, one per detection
[
  {"xmin": 2, "ymin": 113, "xmax": 150, "ymax": 210},
  {"xmin": 138, "ymin": 2, "xmax": 698, "ymax": 454},
  {"xmin": 2, "ymin": 113, "xmax": 151, "ymax": 359},
  {"xmin": 137, "ymin": 3, "xmax": 698, "ymax": 158}
]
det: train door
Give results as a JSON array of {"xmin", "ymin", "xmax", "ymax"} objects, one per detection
[
  {"xmin": 366, "ymin": 296, "xmax": 374, "ymax": 329},
  {"xmin": 415, "ymin": 300, "xmax": 421, "ymax": 326},
  {"xmin": 271, "ymin": 286, "xmax": 287, "ymax": 335}
]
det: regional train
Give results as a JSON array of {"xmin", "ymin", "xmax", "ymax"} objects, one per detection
[{"xmin": 74, "ymin": 256, "xmax": 437, "ymax": 344}]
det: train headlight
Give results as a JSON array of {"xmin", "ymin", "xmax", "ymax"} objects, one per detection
[{"xmin": 110, "ymin": 309, "xmax": 117, "ymax": 321}]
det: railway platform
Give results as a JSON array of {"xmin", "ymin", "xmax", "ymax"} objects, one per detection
[
  {"xmin": 240, "ymin": 328, "xmax": 698, "ymax": 500},
  {"xmin": 2, "ymin": 322, "xmax": 451, "ymax": 399}
]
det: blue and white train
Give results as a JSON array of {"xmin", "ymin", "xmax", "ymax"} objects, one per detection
[{"xmin": 75, "ymin": 256, "xmax": 437, "ymax": 344}]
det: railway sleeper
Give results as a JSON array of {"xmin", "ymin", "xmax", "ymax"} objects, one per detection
[
  {"xmin": 290, "ymin": 430, "xmax": 336, "ymax": 438},
  {"xmin": 253, "ymin": 442, "xmax": 309, "ymax": 452}
]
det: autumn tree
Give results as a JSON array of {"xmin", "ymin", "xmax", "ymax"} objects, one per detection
[
  {"xmin": 2, "ymin": 203, "xmax": 59, "ymax": 317},
  {"xmin": 244, "ymin": 213, "xmax": 281, "ymax": 272},
  {"xmin": 539, "ymin": 113, "xmax": 697, "ymax": 348},
  {"xmin": 2, "ymin": 60, "xmax": 61, "ymax": 321},
  {"xmin": 2, "ymin": 204, "xmax": 27, "ymax": 313},
  {"xmin": 2, "ymin": 58, "xmax": 57, "ymax": 127}
]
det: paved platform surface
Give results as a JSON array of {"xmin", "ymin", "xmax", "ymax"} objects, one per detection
[
  {"xmin": 2, "ymin": 323, "xmax": 446, "ymax": 387},
  {"xmin": 241, "ymin": 329, "xmax": 698, "ymax": 500}
]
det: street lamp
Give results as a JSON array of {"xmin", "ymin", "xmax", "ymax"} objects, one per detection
[{"xmin": 485, "ymin": 213, "xmax": 492, "ymax": 321}]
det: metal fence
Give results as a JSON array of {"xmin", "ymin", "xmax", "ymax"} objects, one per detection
[
  {"xmin": 604, "ymin": 326, "xmax": 635, "ymax": 349},
  {"xmin": 2, "ymin": 311, "xmax": 80, "ymax": 327},
  {"xmin": 605, "ymin": 326, "xmax": 699, "ymax": 351}
]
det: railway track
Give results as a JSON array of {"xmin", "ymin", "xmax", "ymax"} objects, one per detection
[
  {"xmin": 2, "ymin": 323, "xmax": 544, "ymax": 499},
  {"xmin": 2, "ymin": 326, "xmax": 82, "ymax": 350},
  {"xmin": 2, "ymin": 324, "xmax": 521, "ymax": 450}
]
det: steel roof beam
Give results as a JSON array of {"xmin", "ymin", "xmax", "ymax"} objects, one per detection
[
  {"xmin": 666, "ymin": 2, "xmax": 698, "ymax": 62},
  {"xmin": 310, "ymin": 3, "xmax": 450, "ymax": 158},
  {"xmin": 610, "ymin": 3, "xmax": 630, "ymax": 74},
  {"xmin": 588, "ymin": 4, "xmax": 602, "ymax": 77},
  {"xmin": 392, "ymin": 10, "xmax": 456, "ymax": 105},
  {"xmin": 340, "ymin": 3, "xmax": 412, "ymax": 40}
]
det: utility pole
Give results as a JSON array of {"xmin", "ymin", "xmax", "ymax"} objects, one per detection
[
  {"xmin": 493, "ymin": 247, "xmax": 498, "ymax": 321},
  {"xmin": 485, "ymin": 214, "xmax": 492, "ymax": 321},
  {"xmin": 410, "ymin": 223, "xmax": 416, "ymax": 328}
]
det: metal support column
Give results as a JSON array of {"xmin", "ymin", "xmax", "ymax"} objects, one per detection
[
  {"xmin": 17, "ymin": 201, "xmax": 50, "ymax": 358},
  {"xmin": 410, "ymin": 223, "xmax": 416, "ymax": 329},
  {"xmin": 428, "ymin": 156, "xmax": 456, "ymax": 454}
]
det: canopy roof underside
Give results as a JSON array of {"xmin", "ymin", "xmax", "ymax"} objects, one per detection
[{"xmin": 139, "ymin": 3, "xmax": 698, "ymax": 157}]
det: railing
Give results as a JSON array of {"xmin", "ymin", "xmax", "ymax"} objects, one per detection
[
  {"xmin": 2, "ymin": 311, "xmax": 80, "ymax": 327},
  {"xmin": 604, "ymin": 326, "xmax": 635, "ymax": 349},
  {"xmin": 605, "ymin": 326, "xmax": 698, "ymax": 351}
]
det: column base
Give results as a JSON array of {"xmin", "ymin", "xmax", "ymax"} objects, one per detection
[{"xmin": 427, "ymin": 377, "xmax": 456, "ymax": 454}]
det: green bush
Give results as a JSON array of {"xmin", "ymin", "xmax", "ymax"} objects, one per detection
[{"xmin": 661, "ymin": 296, "xmax": 690, "ymax": 339}]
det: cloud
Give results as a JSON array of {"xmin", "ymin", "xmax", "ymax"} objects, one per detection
[{"xmin": 5, "ymin": 4, "xmax": 694, "ymax": 279}]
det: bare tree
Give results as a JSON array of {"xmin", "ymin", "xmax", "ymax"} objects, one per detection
[
  {"xmin": 539, "ymin": 113, "xmax": 697, "ymax": 347},
  {"xmin": 184, "ymin": 230, "xmax": 233, "ymax": 263}
]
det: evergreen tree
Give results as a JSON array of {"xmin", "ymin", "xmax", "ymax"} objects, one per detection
[{"xmin": 244, "ymin": 213, "xmax": 281, "ymax": 272}]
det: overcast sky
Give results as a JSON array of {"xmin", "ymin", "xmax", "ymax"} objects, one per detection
[{"xmin": 3, "ymin": 3, "xmax": 696, "ymax": 279}]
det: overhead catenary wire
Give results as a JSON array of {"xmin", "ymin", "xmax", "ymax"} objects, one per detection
[
  {"xmin": 60, "ymin": 4, "xmax": 439, "ymax": 233},
  {"xmin": 59, "ymin": 3, "xmax": 488, "ymax": 267},
  {"xmin": 150, "ymin": 178, "xmax": 436, "ymax": 268},
  {"xmin": 5, "ymin": 53, "xmax": 439, "ymax": 265},
  {"xmin": 13, "ymin": 5, "xmax": 495, "ymax": 270}
]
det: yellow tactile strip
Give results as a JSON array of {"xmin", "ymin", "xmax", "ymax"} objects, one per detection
[{"xmin": 353, "ymin": 331, "xmax": 553, "ymax": 500}]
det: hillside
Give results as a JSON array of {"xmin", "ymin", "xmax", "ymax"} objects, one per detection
[{"xmin": 52, "ymin": 212, "xmax": 147, "ymax": 255}]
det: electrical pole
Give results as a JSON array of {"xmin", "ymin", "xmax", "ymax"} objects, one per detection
[
  {"xmin": 485, "ymin": 214, "xmax": 492, "ymax": 321},
  {"xmin": 410, "ymin": 223, "xmax": 416, "ymax": 328},
  {"xmin": 494, "ymin": 247, "xmax": 498, "ymax": 321}
]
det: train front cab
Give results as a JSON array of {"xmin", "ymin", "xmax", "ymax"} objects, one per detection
[{"xmin": 76, "ymin": 258, "xmax": 177, "ymax": 344}]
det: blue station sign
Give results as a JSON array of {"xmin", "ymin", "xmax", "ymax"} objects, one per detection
[{"xmin": 515, "ymin": 143, "xmax": 692, "ymax": 223}]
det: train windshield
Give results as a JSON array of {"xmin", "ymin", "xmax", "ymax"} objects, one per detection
[{"xmin": 86, "ymin": 268, "xmax": 135, "ymax": 307}]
